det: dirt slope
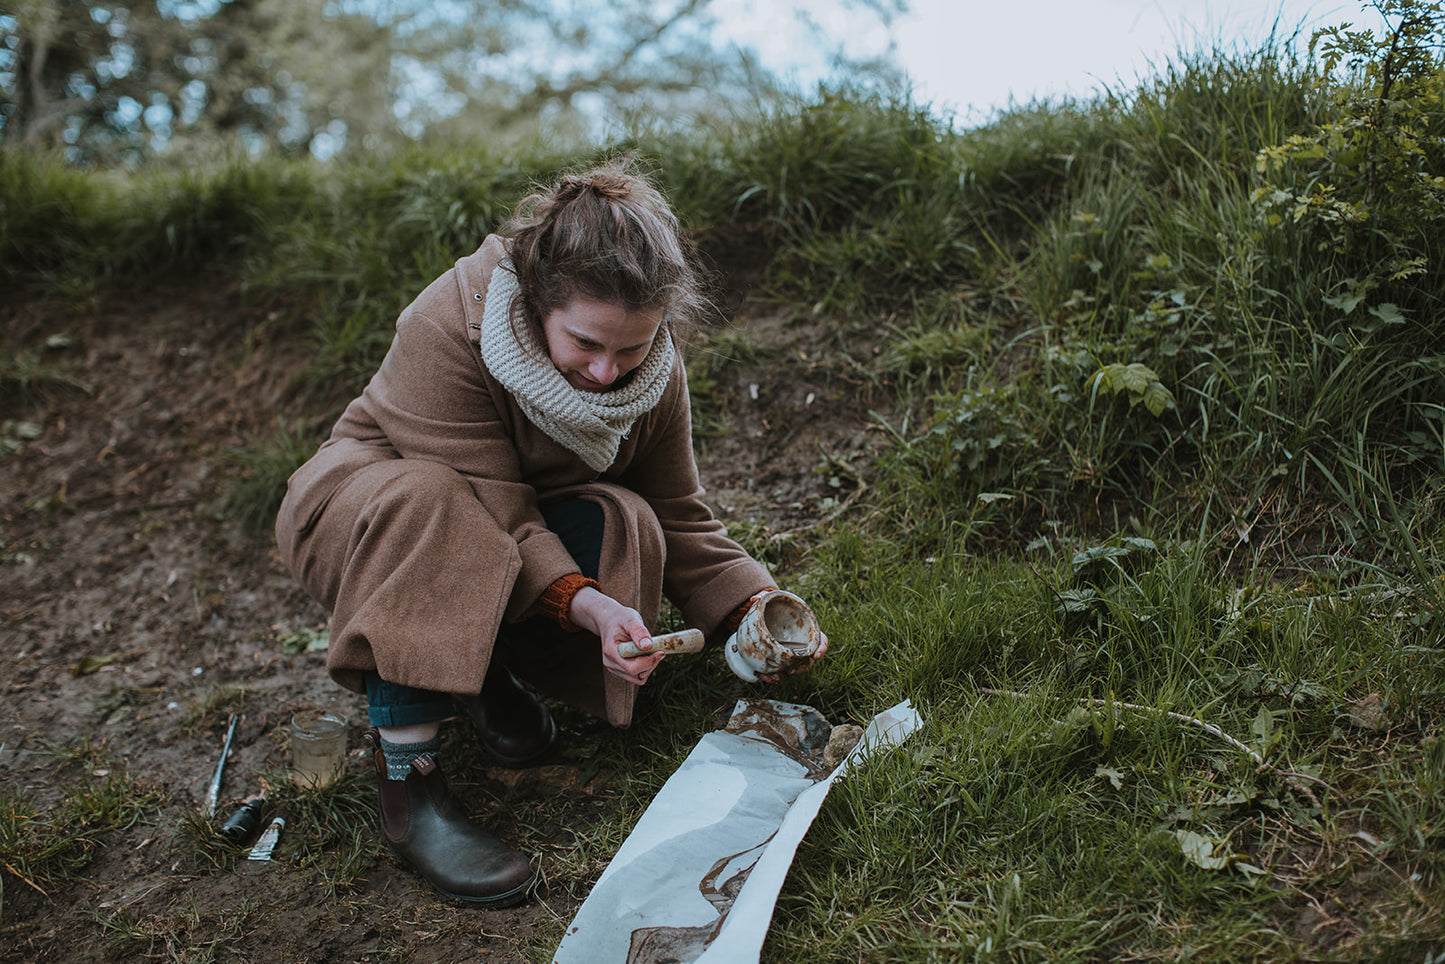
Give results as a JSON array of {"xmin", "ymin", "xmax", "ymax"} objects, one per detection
[{"xmin": 0, "ymin": 276, "xmax": 880, "ymax": 962}]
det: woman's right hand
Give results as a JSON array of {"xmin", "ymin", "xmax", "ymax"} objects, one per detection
[{"xmin": 568, "ymin": 586, "xmax": 665, "ymax": 685}]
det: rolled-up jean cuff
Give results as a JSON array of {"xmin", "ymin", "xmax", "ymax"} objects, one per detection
[{"xmin": 365, "ymin": 672, "xmax": 457, "ymax": 728}]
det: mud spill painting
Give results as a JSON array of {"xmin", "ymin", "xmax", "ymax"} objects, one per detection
[{"xmin": 553, "ymin": 699, "xmax": 921, "ymax": 964}]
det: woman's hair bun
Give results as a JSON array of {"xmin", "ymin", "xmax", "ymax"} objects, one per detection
[{"xmin": 502, "ymin": 156, "xmax": 712, "ymax": 342}]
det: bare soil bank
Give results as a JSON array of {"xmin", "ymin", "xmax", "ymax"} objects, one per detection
[{"xmin": 0, "ymin": 277, "xmax": 879, "ymax": 962}]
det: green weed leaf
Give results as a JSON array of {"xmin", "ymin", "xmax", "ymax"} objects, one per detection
[
  {"xmin": 1175, "ymin": 830, "xmax": 1231, "ymax": 870},
  {"xmin": 1054, "ymin": 588, "xmax": 1100, "ymax": 615},
  {"xmin": 1091, "ymin": 363, "xmax": 1176, "ymax": 416},
  {"xmin": 278, "ymin": 628, "xmax": 330, "ymax": 655},
  {"xmin": 1235, "ymin": 862, "xmax": 1267, "ymax": 881},
  {"xmin": 1251, "ymin": 706, "xmax": 1274, "ymax": 742},
  {"xmin": 1141, "ymin": 381, "xmax": 1173, "ymax": 417},
  {"xmin": 69, "ymin": 655, "xmax": 117, "ymax": 677},
  {"xmin": 1368, "ymin": 303, "xmax": 1407, "ymax": 326}
]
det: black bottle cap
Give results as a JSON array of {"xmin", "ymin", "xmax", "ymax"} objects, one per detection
[{"xmin": 219, "ymin": 797, "xmax": 266, "ymax": 842}]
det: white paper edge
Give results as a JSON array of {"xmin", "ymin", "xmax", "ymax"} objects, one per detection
[{"xmin": 694, "ymin": 698, "xmax": 923, "ymax": 963}]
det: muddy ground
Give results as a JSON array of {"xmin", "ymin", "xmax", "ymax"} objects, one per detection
[{"xmin": 0, "ymin": 276, "xmax": 884, "ymax": 963}]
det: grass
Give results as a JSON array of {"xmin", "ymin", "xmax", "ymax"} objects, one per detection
[
  {"xmin": 94, "ymin": 894, "xmax": 253, "ymax": 963},
  {"xmin": 0, "ymin": 331, "xmax": 90, "ymax": 407},
  {"xmin": 219, "ymin": 418, "xmax": 326, "ymax": 535},
  {"xmin": 176, "ymin": 685, "xmax": 247, "ymax": 735},
  {"xmin": 1, "ymin": 768, "xmax": 162, "ymax": 911},
  {"xmin": 3, "ymin": 5, "xmax": 1445, "ymax": 960},
  {"xmin": 751, "ymin": 534, "xmax": 1444, "ymax": 961},
  {"xmin": 266, "ymin": 770, "xmax": 382, "ymax": 895}
]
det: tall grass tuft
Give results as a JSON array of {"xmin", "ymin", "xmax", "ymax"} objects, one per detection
[
  {"xmin": 1, "ymin": 152, "xmax": 316, "ymax": 297},
  {"xmin": 1, "ymin": 771, "xmax": 162, "ymax": 900},
  {"xmin": 220, "ymin": 419, "xmax": 326, "ymax": 535}
]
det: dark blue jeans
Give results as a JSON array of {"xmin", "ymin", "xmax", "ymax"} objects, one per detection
[{"xmin": 365, "ymin": 499, "xmax": 604, "ymax": 727}]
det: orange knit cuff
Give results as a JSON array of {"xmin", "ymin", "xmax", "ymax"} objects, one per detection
[{"xmin": 536, "ymin": 574, "xmax": 601, "ymax": 632}]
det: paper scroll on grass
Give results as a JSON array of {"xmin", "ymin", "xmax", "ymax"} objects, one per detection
[{"xmin": 554, "ymin": 698, "xmax": 922, "ymax": 964}]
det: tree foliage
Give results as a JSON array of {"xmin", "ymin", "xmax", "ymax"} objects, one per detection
[
  {"xmin": 1, "ymin": 0, "xmax": 394, "ymax": 160},
  {"xmin": 0, "ymin": 0, "xmax": 905, "ymax": 163}
]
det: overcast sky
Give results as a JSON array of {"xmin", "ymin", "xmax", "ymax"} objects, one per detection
[
  {"xmin": 893, "ymin": 0, "xmax": 1381, "ymax": 120},
  {"xmin": 723, "ymin": 0, "xmax": 1387, "ymax": 122}
]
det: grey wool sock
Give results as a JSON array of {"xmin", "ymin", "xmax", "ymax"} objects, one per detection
[{"xmin": 378, "ymin": 735, "xmax": 441, "ymax": 781}]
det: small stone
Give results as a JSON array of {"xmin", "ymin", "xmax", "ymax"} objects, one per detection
[
  {"xmin": 824, "ymin": 724, "xmax": 865, "ymax": 770},
  {"xmin": 1346, "ymin": 692, "xmax": 1386, "ymax": 731}
]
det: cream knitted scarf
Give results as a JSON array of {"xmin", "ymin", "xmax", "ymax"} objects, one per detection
[{"xmin": 478, "ymin": 262, "xmax": 673, "ymax": 472}]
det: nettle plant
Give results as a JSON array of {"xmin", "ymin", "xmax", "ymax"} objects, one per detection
[{"xmin": 1255, "ymin": 0, "xmax": 1445, "ymax": 311}]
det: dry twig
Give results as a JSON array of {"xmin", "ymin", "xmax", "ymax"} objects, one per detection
[{"xmin": 978, "ymin": 687, "xmax": 1340, "ymax": 807}]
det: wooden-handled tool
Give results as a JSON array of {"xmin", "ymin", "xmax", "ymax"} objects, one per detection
[{"xmin": 618, "ymin": 628, "xmax": 705, "ymax": 659}]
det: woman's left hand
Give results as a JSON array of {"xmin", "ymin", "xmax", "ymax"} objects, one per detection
[
  {"xmin": 569, "ymin": 585, "xmax": 666, "ymax": 685},
  {"xmin": 757, "ymin": 632, "xmax": 829, "ymax": 684}
]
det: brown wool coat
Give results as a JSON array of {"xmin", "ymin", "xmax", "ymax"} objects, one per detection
[{"xmin": 274, "ymin": 236, "xmax": 773, "ymax": 726}]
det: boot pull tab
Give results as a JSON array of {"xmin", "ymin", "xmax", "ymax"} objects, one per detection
[
  {"xmin": 364, "ymin": 728, "xmax": 387, "ymax": 774},
  {"xmin": 411, "ymin": 754, "xmax": 453, "ymax": 812}
]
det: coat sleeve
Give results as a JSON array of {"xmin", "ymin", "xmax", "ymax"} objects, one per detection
[
  {"xmin": 615, "ymin": 356, "xmax": 775, "ymax": 636},
  {"xmin": 331, "ymin": 296, "xmax": 579, "ymax": 617}
]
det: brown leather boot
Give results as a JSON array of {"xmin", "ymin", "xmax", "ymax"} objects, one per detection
[
  {"xmin": 453, "ymin": 665, "xmax": 557, "ymax": 768},
  {"xmin": 367, "ymin": 730, "xmax": 535, "ymax": 907}
]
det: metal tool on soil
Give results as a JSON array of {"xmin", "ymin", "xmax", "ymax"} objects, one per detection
[
  {"xmin": 202, "ymin": 713, "xmax": 239, "ymax": 817},
  {"xmin": 247, "ymin": 817, "xmax": 284, "ymax": 861}
]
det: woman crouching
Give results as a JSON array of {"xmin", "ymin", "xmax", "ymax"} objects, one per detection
[{"xmin": 274, "ymin": 158, "xmax": 827, "ymax": 907}]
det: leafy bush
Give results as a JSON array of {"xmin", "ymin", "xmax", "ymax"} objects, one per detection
[{"xmin": 1256, "ymin": 0, "xmax": 1445, "ymax": 309}]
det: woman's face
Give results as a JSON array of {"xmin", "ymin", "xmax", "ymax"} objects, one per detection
[{"xmin": 542, "ymin": 297, "xmax": 663, "ymax": 392}]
